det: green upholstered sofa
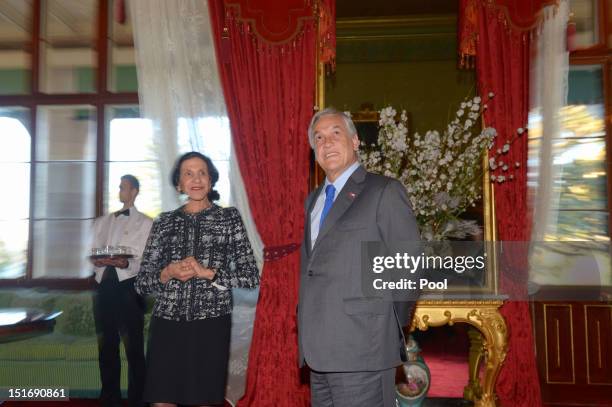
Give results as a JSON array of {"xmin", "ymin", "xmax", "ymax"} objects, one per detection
[{"xmin": 0, "ymin": 288, "xmax": 151, "ymax": 398}]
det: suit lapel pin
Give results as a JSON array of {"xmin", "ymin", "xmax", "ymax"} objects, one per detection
[{"xmin": 348, "ymin": 192, "xmax": 356, "ymax": 199}]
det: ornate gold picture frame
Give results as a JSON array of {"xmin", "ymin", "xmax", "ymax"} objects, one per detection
[{"xmin": 313, "ymin": 20, "xmax": 498, "ymax": 296}]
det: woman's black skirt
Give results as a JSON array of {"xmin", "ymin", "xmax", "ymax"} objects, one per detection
[{"xmin": 143, "ymin": 314, "xmax": 231, "ymax": 406}]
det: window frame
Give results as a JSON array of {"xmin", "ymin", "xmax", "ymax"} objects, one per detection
[
  {"xmin": 0, "ymin": 0, "xmax": 138, "ymax": 288},
  {"xmin": 567, "ymin": 0, "xmax": 612, "ymax": 241},
  {"xmin": 556, "ymin": 58, "xmax": 611, "ymax": 239}
]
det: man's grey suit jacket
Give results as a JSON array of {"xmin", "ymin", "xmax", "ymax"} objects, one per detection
[{"xmin": 298, "ymin": 166, "xmax": 421, "ymax": 372}]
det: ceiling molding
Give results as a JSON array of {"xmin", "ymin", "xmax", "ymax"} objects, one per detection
[
  {"xmin": 334, "ymin": 15, "xmax": 457, "ymax": 63},
  {"xmin": 338, "ymin": 33, "xmax": 455, "ymax": 41},
  {"xmin": 337, "ymin": 15, "xmax": 457, "ymax": 31}
]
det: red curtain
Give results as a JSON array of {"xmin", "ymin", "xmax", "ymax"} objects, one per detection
[
  {"xmin": 475, "ymin": 4, "xmax": 543, "ymax": 407},
  {"xmin": 224, "ymin": 0, "xmax": 314, "ymax": 43},
  {"xmin": 208, "ymin": 1, "xmax": 315, "ymax": 406},
  {"xmin": 490, "ymin": 0, "xmax": 557, "ymax": 30},
  {"xmin": 459, "ymin": 0, "xmax": 556, "ymax": 66}
]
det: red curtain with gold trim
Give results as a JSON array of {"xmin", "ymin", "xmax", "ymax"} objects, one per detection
[
  {"xmin": 466, "ymin": 1, "xmax": 546, "ymax": 405},
  {"xmin": 208, "ymin": 1, "xmax": 316, "ymax": 405},
  {"xmin": 224, "ymin": 0, "xmax": 314, "ymax": 43},
  {"xmin": 459, "ymin": 0, "xmax": 557, "ymax": 64},
  {"xmin": 489, "ymin": 0, "xmax": 557, "ymax": 29}
]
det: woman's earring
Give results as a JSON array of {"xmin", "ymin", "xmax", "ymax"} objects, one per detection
[{"xmin": 176, "ymin": 186, "xmax": 182, "ymax": 194}]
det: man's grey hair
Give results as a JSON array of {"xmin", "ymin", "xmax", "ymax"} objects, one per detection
[{"xmin": 307, "ymin": 107, "xmax": 358, "ymax": 149}]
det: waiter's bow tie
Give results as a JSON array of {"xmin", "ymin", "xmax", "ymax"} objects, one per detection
[{"xmin": 115, "ymin": 209, "xmax": 130, "ymax": 217}]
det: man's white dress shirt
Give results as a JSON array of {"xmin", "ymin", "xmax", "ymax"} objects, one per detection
[
  {"xmin": 91, "ymin": 206, "xmax": 153, "ymax": 283},
  {"xmin": 310, "ymin": 161, "xmax": 360, "ymax": 247}
]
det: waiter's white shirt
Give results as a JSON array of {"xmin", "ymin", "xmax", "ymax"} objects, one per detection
[{"xmin": 91, "ymin": 206, "xmax": 153, "ymax": 283}]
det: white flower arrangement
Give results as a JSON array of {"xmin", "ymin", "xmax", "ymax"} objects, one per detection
[{"xmin": 359, "ymin": 93, "xmax": 521, "ymax": 241}]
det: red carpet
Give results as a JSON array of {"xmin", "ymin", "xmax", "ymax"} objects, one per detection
[
  {"xmin": 422, "ymin": 351, "xmax": 470, "ymax": 397},
  {"xmin": 414, "ymin": 325, "xmax": 471, "ymax": 398}
]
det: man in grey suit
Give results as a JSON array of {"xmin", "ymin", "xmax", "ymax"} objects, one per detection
[{"xmin": 298, "ymin": 108, "xmax": 421, "ymax": 407}]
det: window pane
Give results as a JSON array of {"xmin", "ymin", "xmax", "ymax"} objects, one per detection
[
  {"xmin": 32, "ymin": 219, "xmax": 91, "ymax": 278},
  {"xmin": 559, "ymin": 105, "xmax": 604, "ymax": 139},
  {"xmin": 560, "ymin": 65, "xmax": 608, "ymax": 214},
  {"xmin": 108, "ymin": 0, "xmax": 137, "ymax": 92},
  {"xmin": 36, "ymin": 105, "xmax": 96, "ymax": 161},
  {"xmin": 554, "ymin": 178, "xmax": 607, "ymax": 210},
  {"xmin": 530, "ymin": 241, "xmax": 610, "ymax": 286},
  {"xmin": 547, "ymin": 210, "xmax": 608, "ymax": 241},
  {"xmin": 530, "ymin": 64, "xmax": 609, "ymax": 247},
  {"xmin": 567, "ymin": 65, "xmax": 603, "ymax": 105},
  {"xmin": 105, "ymin": 106, "xmax": 160, "ymax": 217},
  {"xmin": 107, "ymin": 108, "xmax": 154, "ymax": 161},
  {"xmin": 570, "ymin": 0, "xmax": 599, "ymax": 49},
  {"xmin": 34, "ymin": 162, "xmax": 96, "ymax": 219},
  {"xmin": 0, "ymin": 107, "xmax": 30, "ymax": 162},
  {"xmin": 553, "ymin": 137, "xmax": 607, "ymax": 179},
  {"xmin": 0, "ymin": 0, "xmax": 32, "ymax": 94},
  {"xmin": 0, "ymin": 163, "xmax": 30, "ymax": 219},
  {"xmin": 40, "ymin": 0, "xmax": 97, "ymax": 93},
  {"xmin": 529, "ymin": 137, "xmax": 607, "ymax": 172},
  {"xmin": 106, "ymin": 162, "xmax": 161, "ymax": 217},
  {"xmin": 0, "ymin": 107, "xmax": 30, "ymax": 279},
  {"xmin": 0, "ymin": 220, "xmax": 28, "ymax": 278}
]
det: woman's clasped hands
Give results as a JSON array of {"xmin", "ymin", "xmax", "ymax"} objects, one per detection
[{"xmin": 160, "ymin": 256, "xmax": 216, "ymax": 284}]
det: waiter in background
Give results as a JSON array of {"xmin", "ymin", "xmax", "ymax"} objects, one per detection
[{"xmin": 90, "ymin": 174, "xmax": 152, "ymax": 407}]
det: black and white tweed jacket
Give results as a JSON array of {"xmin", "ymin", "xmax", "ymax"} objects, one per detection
[{"xmin": 135, "ymin": 204, "xmax": 259, "ymax": 321}]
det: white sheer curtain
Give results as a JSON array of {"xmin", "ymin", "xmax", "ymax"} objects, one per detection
[
  {"xmin": 528, "ymin": 1, "xmax": 570, "ymax": 288},
  {"xmin": 130, "ymin": 0, "xmax": 263, "ymax": 402},
  {"xmin": 528, "ymin": 0, "xmax": 570, "ymax": 241}
]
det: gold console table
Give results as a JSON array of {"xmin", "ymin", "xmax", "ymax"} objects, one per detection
[{"xmin": 412, "ymin": 299, "xmax": 507, "ymax": 407}]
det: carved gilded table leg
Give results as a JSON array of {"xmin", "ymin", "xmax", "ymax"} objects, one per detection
[
  {"xmin": 464, "ymin": 326, "xmax": 484, "ymax": 401},
  {"xmin": 413, "ymin": 300, "xmax": 507, "ymax": 407},
  {"xmin": 469, "ymin": 306, "xmax": 508, "ymax": 407}
]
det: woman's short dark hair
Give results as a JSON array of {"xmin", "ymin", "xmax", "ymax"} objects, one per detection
[{"xmin": 171, "ymin": 151, "xmax": 221, "ymax": 202}]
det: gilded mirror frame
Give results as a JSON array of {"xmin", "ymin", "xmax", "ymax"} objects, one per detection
[{"xmin": 313, "ymin": 16, "xmax": 498, "ymax": 295}]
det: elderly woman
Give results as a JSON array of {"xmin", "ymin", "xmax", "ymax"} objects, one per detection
[{"xmin": 135, "ymin": 151, "xmax": 259, "ymax": 407}]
